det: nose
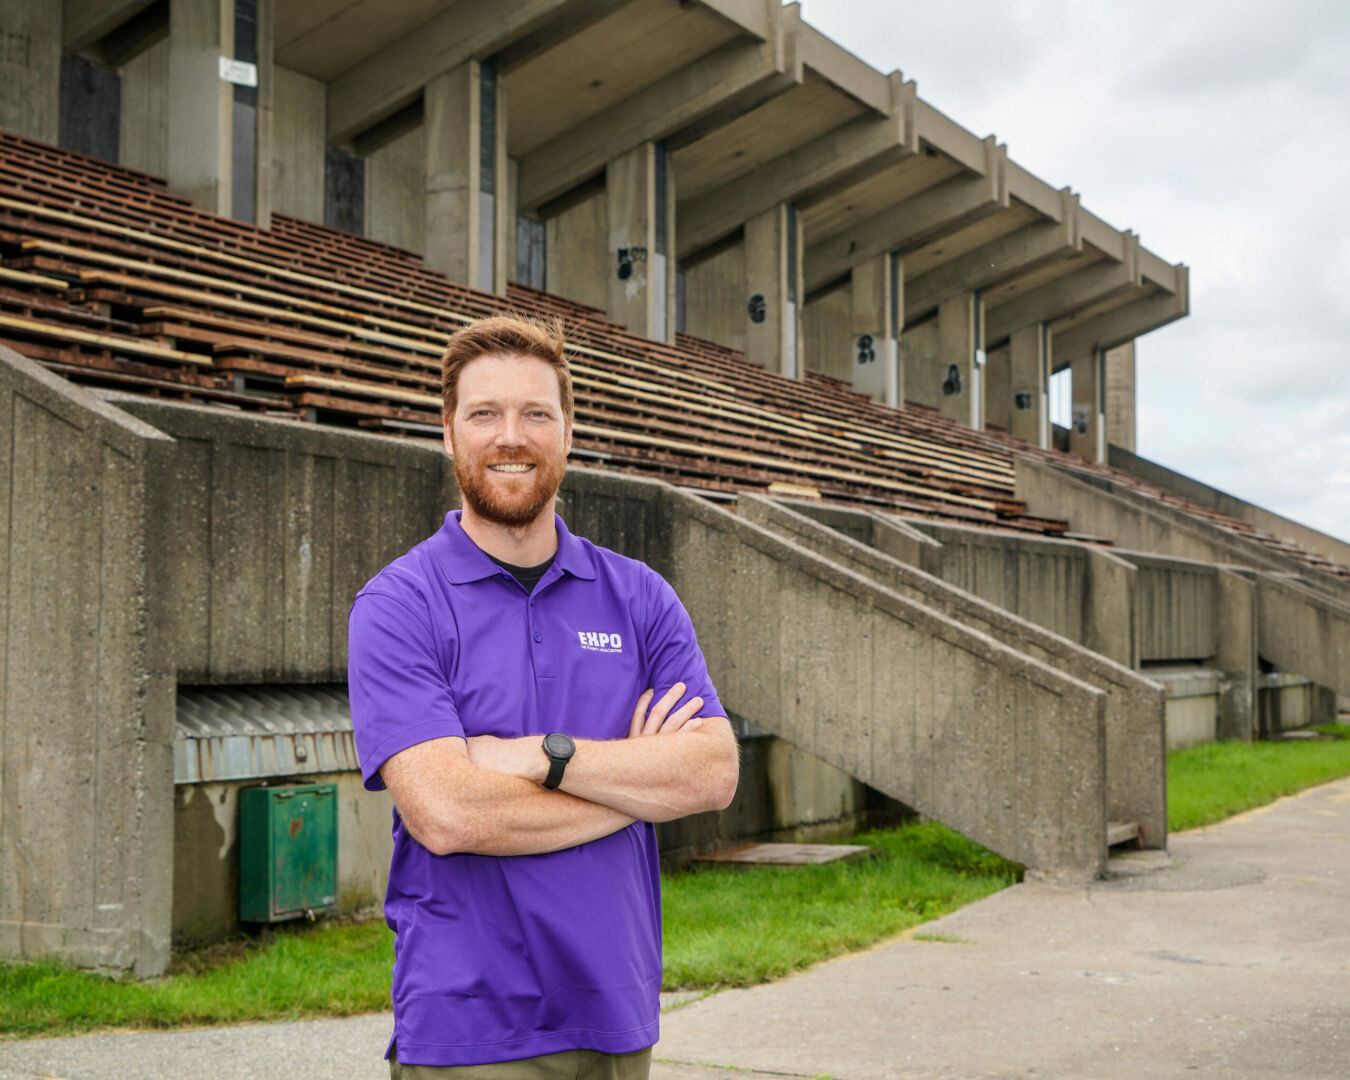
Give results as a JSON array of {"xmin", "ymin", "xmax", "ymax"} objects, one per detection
[{"xmin": 494, "ymin": 410, "xmax": 526, "ymax": 448}]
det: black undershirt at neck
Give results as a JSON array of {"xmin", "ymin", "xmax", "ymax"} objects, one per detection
[{"xmin": 486, "ymin": 551, "xmax": 556, "ymax": 594}]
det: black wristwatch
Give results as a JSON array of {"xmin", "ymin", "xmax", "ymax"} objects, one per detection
[{"xmin": 541, "ymin": 732, "xmax": 576, "ymax": 790}]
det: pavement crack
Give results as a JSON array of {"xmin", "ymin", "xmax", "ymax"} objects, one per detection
[{"xmin": 655, "ymin": 1056, "xmax": 840, "ymax": 1079}]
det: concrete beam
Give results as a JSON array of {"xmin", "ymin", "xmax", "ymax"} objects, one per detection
[
  {"xmin": 517, "ymin": 32, "xmax": 794, "ymax": 210},
  {"xmin": 804, "ymin": 139, "xmax": 1008, "ymax": 291},
  {"xmin": 1053, "ymin": 267, "xmax": 1189, "ymax": 363},
  {"xmin": 326, "ymin": 0, "xmax": 577, "ymax": 144},
  {"xmin": 903, "ymin": 191, "xmax": 1083, "ymax": 322},
  {"xmin": 795, "ymin": 18, "xmax": 893, "ymax": 117},
  {"xmin": 985, "ymin": 233, "xmax": 1141, "ymax": 344},
  {"xmin": 63, "ymin": 0, "xmax": 157, "ymax": 51},
  {"xmin": 698, "ymin": 0, "xmax": 775, "ymax": 41},
  {"xmin": 677, "ymin": 75, "xmax": 915, "ymax": 258}
]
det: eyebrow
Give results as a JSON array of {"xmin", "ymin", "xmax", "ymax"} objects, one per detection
[{"xmin": 461, "ymin": 398, "xmax": 558, "ymax": 410}]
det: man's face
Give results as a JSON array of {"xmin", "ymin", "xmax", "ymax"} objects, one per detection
[{"xmin": 445, "ymin": 353, "xmax": 571, "ymax": 529}]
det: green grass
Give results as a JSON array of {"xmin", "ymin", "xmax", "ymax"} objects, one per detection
[
  {"xmin": 660, "ymin": 822, "xmax": 1021, "ymax": 989},
  {"xmin": 1167, "ymin": 723, "xmax": 1350, "ymax": 833},
  {"xmin": 0, "ymin": 920, "xmax": 396, "ymax": 1039},
  {"xmin": 0, "ymin": 822, "xmax": 1019, "ymax": 1039}
]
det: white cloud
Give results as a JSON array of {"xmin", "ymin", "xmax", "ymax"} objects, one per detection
[{"xmin": 801, "ymin": 0, "xmax": 1350, "ymax": 543}]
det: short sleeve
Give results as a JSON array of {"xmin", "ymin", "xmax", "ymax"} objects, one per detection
[
  {"xmin": 348, "ymin": 589, "xmax": 465, "ymax": 791},
  {"xmin": 642, "ymin": 572, "xmax": 726, "ymax": 721}
]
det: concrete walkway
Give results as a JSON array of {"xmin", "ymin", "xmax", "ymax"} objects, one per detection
[{"xmin": 3, "ymin": 778, "xmax": 1348, "ymax": 1079}]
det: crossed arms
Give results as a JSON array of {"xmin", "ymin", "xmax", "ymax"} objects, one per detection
[{"xmin": 380, "ymin": 684, "xmax": 740, "ymax": 858}]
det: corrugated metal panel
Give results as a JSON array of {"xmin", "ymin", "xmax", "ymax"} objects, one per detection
[{"xmin": 175, "ymin": 685, "xmax": 358, "ymax": 784}]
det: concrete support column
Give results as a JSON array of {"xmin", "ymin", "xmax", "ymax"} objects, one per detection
[
  {"xmin": 1070, "ymin": 348, "xmax": 1106, "ymax": 463},
  {"xmin": 606, "ymin": 141, "xmax": 675, "ymax": 341},
  {"xmin": 850, "ymin": 253, "xmax": 902, "ymax": 407},
  {"xmin": 250, "ymin": 0, "xmax": 274, "ymax": 229},
  {"xmin": 1105, "ymin": 340, "xmax": 1137, "ymax": 453},
  {"xmin": 744, "ymin": 202, "xmax": 803, "ymax": 378},
  {"xmin": 937, "ymin": 291, "xmax": 983, "ymax": 429},
  {"xmin": 424, "ymin": 59, "xmax": 509, "ymax": 294},
  {"xmin": 168, "ymin": 0, "xmax": 235, "ymax": 215},
  {"xmin": 1216, "ymin": 568, "xmax": 1259, "ymax": 742},
  {"xmin": 1008, "ymin": 322, "xmax": 1050, "ymax": 449},
  {"xmin": 0, "ymin": 0, "xmax": 61, "ymax": 144}
]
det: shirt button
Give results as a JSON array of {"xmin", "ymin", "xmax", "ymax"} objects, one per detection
[{"xmin": 533, "ymin": 631, "xmax": 543, "ymax": 642}]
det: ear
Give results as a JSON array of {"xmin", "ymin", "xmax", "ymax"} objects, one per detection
[
  {"xmin": 442, "ymin": 416, "xmax": 455, "ymax": 461},
  {"xmin": 563, "ymin": 419, "xmax": 573, "ymax": 458}
]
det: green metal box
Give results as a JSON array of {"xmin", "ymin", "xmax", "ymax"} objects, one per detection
[{"xmin": 238, "ymin": 783, "xmax": 338, "ymax": 923}]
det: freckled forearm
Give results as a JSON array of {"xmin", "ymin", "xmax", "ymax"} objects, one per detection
[{"xmin": 469, "ymin": 723, "xmax": 740, "ymax": 822}]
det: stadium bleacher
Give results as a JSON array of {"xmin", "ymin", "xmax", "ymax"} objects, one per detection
[{"xmin": 1, "ymin": 128, "xmax": 1347, "ymax": 581}]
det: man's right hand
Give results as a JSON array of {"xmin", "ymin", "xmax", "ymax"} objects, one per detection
[{"xmin": 627, "ymin": 682, "xmax": 705, "ymax": 738}]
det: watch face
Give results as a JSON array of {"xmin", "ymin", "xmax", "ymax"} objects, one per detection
[{"xmin": 543, "ymin": 732, "xmax": 575, "ymax": 759}]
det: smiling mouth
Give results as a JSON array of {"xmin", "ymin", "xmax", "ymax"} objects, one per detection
[{"xmin": 488, "ymin": 463, "xmax": 535, "ymax": 473}]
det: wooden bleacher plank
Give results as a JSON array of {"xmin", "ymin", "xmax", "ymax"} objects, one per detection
[
  {"xmin": 0, "ymin": 265, "xmax": 67, "ymax": 290},
  {"xmin": 0, "ymin": 312, "xmax": 212, "ymax": 366}
]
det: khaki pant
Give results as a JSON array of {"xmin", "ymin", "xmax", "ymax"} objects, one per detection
[{"xmin": 389, "ymin": 1041, "xmax": 652, "ymax": 1080}]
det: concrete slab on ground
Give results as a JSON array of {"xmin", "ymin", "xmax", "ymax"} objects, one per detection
[{"xmin": 653, "ymin": 776, "xmax": 1350, "ymax": 1079}]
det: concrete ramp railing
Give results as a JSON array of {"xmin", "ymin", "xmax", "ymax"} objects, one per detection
[
  {"xmin": 1256, "ymin": 573, "xmax": 1350, "ymax": 697},
  {"xmin": 736, "ymin": 494, "xmax": 1168, "ymax": 850},
  {"xmin": 660, "ymin": 488, "xmax": 1112, "ymax": 880}
]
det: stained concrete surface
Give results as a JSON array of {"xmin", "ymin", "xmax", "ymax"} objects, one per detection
[
  {"xmin": 655, "ymin": 776, "xmax": 1350, "ymax": 1080},
  {"xmin": 1, "ymin": 779, "xmax": 1347, "ymax": 1079}
]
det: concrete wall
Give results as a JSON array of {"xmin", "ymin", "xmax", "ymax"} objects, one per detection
[
  {"xmin": 740, "ymin": 495, "xmax": 1167, "ymax": 850},
  {"xmin": 0, "ymin": 346, "xmax": 176, "ymax": 976},
  {"xmin": 803, "ymin": 282, "xmax": 851, "ymax": 383},
  {"xmin": 271, "ymin": 64, "xmax": 326, "ymax": 223},
  {"xmin": 682, "ymin": 236, "xmax": 747, "ymax": 355},
  {"xmin": 1015, "ymin": 456, "xmax": 1292, "ymax": 574},
  {"xmin": 365, "ymin": 122, "xmax": 425, "ymax": 254},
  {"xmin": 0, "ymin": 0, "xmax": 61, "ymax": 144},
  {"xmin": 173, "ymin": 771, "xmax": 395, "ymax": 946},
  {"xmin": 545, "ymin": 186, "xmax": 608, "ymax": 312},
  {"xmin": 1109, "ymin": 445, "xmax": 1350, "ymax": 572},
  {"xmin": 1256, "ymin": 574, "xmax": 1350, "ymax": 697},
  {"xmin": 669, "ymin": 493, "xmax": 1115, "ymax": 878},
  {"xmin": 107, "ymin": 394, "xmax": 453, "ymax": 685},
  {"xmin": 1124, "ymin": 555, "xmax": 1219, "ymax": 664},
  {"xmin": 1258, "ymin": 674, "xmax": 1337, "ymax": 737},
  {"xmin": 1147, "ymin": 667, "xmax": 1219, "ymax": 750},
  {"xmin": 119, "ymin": 36, "xmax": 169, "ymax": 179},
  {"xmin": 903, "ymin": 519, "xmax": 1089, "ymax": 645}
]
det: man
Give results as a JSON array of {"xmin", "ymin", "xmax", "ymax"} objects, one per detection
[{"xmin": 347, "ymin": 313, "xmax": 740, "ymax": 1078}]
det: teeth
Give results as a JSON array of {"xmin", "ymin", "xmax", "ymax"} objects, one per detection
[{"xmin": 489, "ymin": 464, "xmax": 534, "ymax": 472}]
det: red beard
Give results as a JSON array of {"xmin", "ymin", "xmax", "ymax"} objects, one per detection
[{"xmin": 451, "ymin": 438, "xmax": 567, "ymax": 528}]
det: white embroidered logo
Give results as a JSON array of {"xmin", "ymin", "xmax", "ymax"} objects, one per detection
[{"xmin": 577, "ymin": 631, "xmax": 624, "ymax": 654}]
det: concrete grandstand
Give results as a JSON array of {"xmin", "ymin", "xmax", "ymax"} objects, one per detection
[{"xmin": 1, "ymin": 0, "xmax": 1347, "ymax": 978}]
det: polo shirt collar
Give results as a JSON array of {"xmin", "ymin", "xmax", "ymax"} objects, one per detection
[{"xmin": 432, "ymin": 509, "xmax": 596, "ymax": 585}]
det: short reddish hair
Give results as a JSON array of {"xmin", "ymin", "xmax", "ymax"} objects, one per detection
[{"xmin": 440, "ymin": 313, "xmax": 573, "ymax": 426}]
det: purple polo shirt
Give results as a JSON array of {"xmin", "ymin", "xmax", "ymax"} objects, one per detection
[{"xmin": 347, "ymin": 510, "xmax": 724, "ymax": 1066}]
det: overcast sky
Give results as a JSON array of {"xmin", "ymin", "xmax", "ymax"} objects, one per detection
[{"xmin": 802, "ymin": 1, "xmax": 1350, "ymax": 544}]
